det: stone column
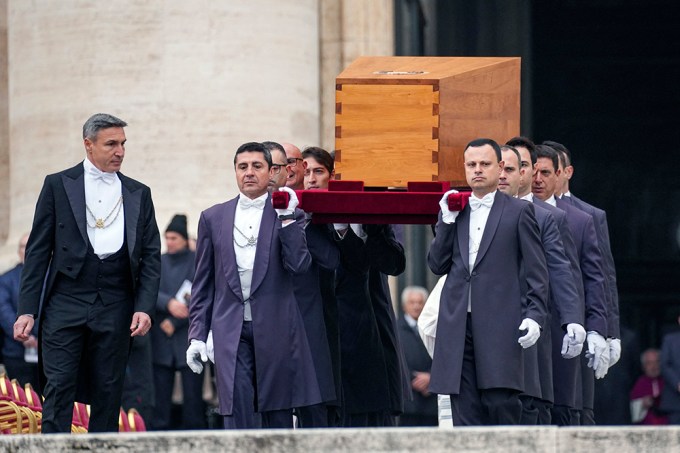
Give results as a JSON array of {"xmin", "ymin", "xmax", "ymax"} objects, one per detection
[
  {"xmin": 1, "ymin": 0, "xmax": 320, "ymax": 267},
  {"xmin": 0, "ymin": 0, "xmax": 9, "ymax": 248},
  {"xmin": 319, "ymin": 0, "xmax": 394, "ymax": 151}
]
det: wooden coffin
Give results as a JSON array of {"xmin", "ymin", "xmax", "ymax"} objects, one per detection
[{"xmin": 334, "ymin": 56, "xmax": 521, "ymax": 187}]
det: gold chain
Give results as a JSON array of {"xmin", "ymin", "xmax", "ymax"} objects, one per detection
[
  {"xmin": 86, "ymin": 196, "xmax": 123, "ymax": 229},
  {"xmin": 233, "ymin": 224, "xmax": 257, "ymax": 248}
]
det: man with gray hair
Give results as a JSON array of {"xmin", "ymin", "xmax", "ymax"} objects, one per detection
[
  {"xmin": 398, "ymin": 285, "xmax": 437, "ymax": 426},
  {"xmin": 14, "ymin": 113, "xmax": 161, "ymax": 433}
]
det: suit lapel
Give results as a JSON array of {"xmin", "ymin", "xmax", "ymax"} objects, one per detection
[
  {"xmin": 62, "ymin": 163, "xmax": 88, "ymax": 244},
  {"xmin": 221, "ymin": 199, "xmax": 244, "ymax": 300},
  {"xmin": 456, "ymin": 206, "xmax": 471, "ymax": 273},
  {"xmin": 473, "ymin": 191, "xmax": 504, "ymax": 269},
  {"xmin": 119, "ymin": 173, "xmax": 141, "ymax": 257},
  {"xmin": 563, "ymin": 194, "xmax": 576, "ymax": 206},
  {"xmin": 249, "ymin": 195, "xmax": 274, "ymax": 296}
]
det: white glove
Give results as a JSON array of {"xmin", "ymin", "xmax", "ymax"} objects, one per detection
[
  {"xmin": 439, "ymin": 189, "xmax": 460, "ymax": 224},
  {"xmin": 586, "ymin": 331, "xmax": 610, "ymax": 379},
  {"xmin": 186, "ymin": 339, "xmax": 208, "ymax": 374},
  {"xmin": 274, "ymin": 186, "xmax": 299, "ymax": 216},
  {"xmin": 608, "ymin": 338, "xmax": 621, "ymax": 367},
  {"xmin": 518, "ymin": 318, "xmax": 541, "ymax": 349},
  {"xmin": 206, "ymin": 330, "xmax": 215, "ymax": 364},
  {"xmin": 561, "ymin": 323, "xmax": 586, "ymax": 359}
]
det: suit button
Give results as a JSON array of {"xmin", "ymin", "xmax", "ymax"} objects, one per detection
[
  {"xmin": 465, "ymin": 276, "xmax": 470, "ymax": 282},
  {"xmin": 472, "ymin": 271, "xmax": 477, "ymax": 277},
  {"xmin": 59, "ymin": 223, "xmax": 64, "ymax": 228},
  {"xmin": 62, "ymin": 245, "xmax": 68, "ymax": 251}
]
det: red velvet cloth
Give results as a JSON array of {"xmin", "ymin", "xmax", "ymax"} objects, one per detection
[{"xmin": 294, "ymin": 181, "xmax": 466, "ymax": 224}]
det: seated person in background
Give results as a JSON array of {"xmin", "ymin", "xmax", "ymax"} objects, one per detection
[{"xmin": 630, "ymin": 348, "xmax": 668, "ymax": 424}]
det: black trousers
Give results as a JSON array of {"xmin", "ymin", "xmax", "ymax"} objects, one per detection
[
  {"xmin": 519, "ymin": 394, "xmax": 539, "ymax": 425},
  {"xmin": 296, "ymin": 403, "xmax": 343, "ymax": 428},
  {"xmin": 535, "ymin": 398, "xmax": 553, "ymax": 425},
  {"xmin": 222, "ymin": 321, "xmax": 292, "ymax": 429},
  {"xmin": 41, "ymin": 293, "xmax": 132, "ymax": 433},
  {"xmin": 551, "ymin": 404, "xmax": 581, "ymax": 426},
  {"xmin": 581, "ymin": 407, "xmax": 596, "ymax": 425},
  {"xmin": 152, "ymin": 364, "xmax": 206, "ymax": 430},
  {"xmin": 398, "ymin": 413, "xmax": 438, "ymax": 426},
  {"xmin": 451, "ymin": 316, "xmax": 522, "ymax": 426},
  {"xmin": 342, "ymin": 411, "xmax": 391, "ymax": 427}
]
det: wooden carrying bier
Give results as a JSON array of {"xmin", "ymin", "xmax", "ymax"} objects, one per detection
[{"xmin": 335, "ymin": 56, "xmax": 521, "ymax": 188}]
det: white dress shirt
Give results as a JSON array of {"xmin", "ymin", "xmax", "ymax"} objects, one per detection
[
  {"xmin": 520, "ymin": 192, "xmax": 534, "ymax": 202},
  {"xmin": 467, "ymin": 190, "xmax": 496, "ymax": 311},
  {"xmin": 83, "ymin": 158, "xmax": 124, "ymax": 258},
  {"xmin": 469, "ymin": 191, "xmax": 495, "ymax": 269},
  {"xmin": 544, "ymin": 194, "xmax": 557, "ymax": 207},
  {"xmin": 234, "ymin": 192, "xmax": 268, "ymax": 321}
]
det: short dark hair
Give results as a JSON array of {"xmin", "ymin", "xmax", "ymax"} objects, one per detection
[
  {"xmin": 506, "ymin": 136, "xmax": 536, "ymax": 165},
  {"xmin": 302, "ymin": 147, "xmax": 334, "ymax": 174},
  {"xmin": 233, "ymin": 142, "xmax": 272, "ymax": 168},
  {"xmin": 500, "ymin": 145, "xmax": 521, "ymax": 168},
  {"xmin": 534, "ymin": 144, "xmax": 559, "ymax": 172},
  {"xmin": 262, "ymin": 141, "xmax": 286, "ymax": 155},
  {"xmin": 82, "ymin": 113, "xmax": 127, "ymax": 140},
  {"xmin": 542, "ymin": 140, "xmax": 572, "ymax": 167},
  {"xmin": 464, "ymin": 138, "xmax": 501, "ymax": 162}
]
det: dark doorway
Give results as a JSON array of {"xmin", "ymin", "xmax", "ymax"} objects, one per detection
[{"xmin": 395, "ymin": 0, "xmax": 680, "ymax": 350}]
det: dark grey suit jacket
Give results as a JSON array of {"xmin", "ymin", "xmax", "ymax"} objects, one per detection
[
  {"xmin": 428, "ymin": 191, "xmax": 549, "ymax": 395},
  {"xmin": 563, "ymin": 194, "xmax": 620, "ymax": 338},
  {"xmin": 522, "ymin": 200, "xmax": 580, "ymax": 402}
]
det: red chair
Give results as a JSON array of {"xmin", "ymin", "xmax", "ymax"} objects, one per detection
[
  {"xmin": 23, "ymin": 383, "xmax": 42, "ymax": 412},
  {"xmin": 0, "ymin": 400, "xmax": 24, "ymax": 434},
  {"xmin": 118, "ymin": 407, "xmax": 131, "ymax": 432},
  {"xmin": 73, "ymin": 401, "xmax": 90, "ymax": 430},
  {"xmin": 0, "ymin": 375, "xmax": 38, "ymax": 433},
  {"xmin": 127, "ymin": 408, "xmax": 146, "ymax": 432}
]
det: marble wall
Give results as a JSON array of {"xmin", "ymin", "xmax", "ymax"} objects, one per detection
[{"xmin": 0, "ymin": 0, "xmax": 394, "ymax": 270}]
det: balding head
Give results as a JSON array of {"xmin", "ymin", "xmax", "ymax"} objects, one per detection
[{"xmin": 282, "ymin": 142, "xmax": 305, "ymax": 189}]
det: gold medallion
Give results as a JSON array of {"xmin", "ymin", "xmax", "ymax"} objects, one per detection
[{"xmin": 95, "ymin": 218, "xmax": 105, "ymax": 229}]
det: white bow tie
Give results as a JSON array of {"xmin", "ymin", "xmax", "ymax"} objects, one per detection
[
  {"xmin": 469, "ymin": 193, "xmax": 494, "ymax": 211},
  {"xmin": 239, "ymin": 197, "xmax": 266, "ymax": 210},
  {"xmin": 86, "ymin": 165, "xmax": 117, "ymax": 185}
]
